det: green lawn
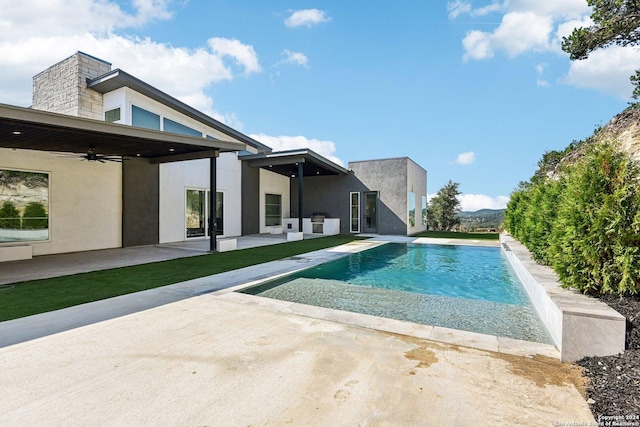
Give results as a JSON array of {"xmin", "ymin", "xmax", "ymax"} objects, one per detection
[
  {"xmin": 0, "ymin": 234, "xmax": 365, "ymax": 322},
  {"xmin": 413, "ymin": 230, "xmax": 500, "ymax": 240}
]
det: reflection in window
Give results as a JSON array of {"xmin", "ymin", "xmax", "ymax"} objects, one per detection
[
  {"xmin": 0, "ymin": 169, "xmax": 49, "ymax": 243},
  {"xmin": 132, "ymin": 105, "xmax": 160, "ymax": 130},
  {"xmin": 164, "ymin": 118, "xmax": 202, "ymax": 137},
  {"xmin": 186, "ymin": 189, "xmax": 223, "ymax": 238},
  {"xmin": 422, "ymin": 195, "xmax": 427, "ymax": 226},
  {"xmin": 408, "ymin": 192, "xmax": 416, "ymax": 227},
  {"xmin": 105, "ymin": 107, "xmax": 121, "ymax": 123},
  {"xmin": 265, "ymin": 194, "xmax": 282, "ymax": 226}
]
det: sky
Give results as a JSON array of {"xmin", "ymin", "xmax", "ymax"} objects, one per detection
[{"xmin": 1, "ymin": 0, "xmax": 637, "ymax": 211}]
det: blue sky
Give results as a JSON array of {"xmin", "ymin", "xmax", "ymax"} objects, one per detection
[{"xmin": 1, "ymin": 0, "xmax": 637, "ymax": 210}]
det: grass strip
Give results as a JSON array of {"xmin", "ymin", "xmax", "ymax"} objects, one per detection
[{"xmin": 0, "ymin": 234, "xmax": 365, "ymax": 322}]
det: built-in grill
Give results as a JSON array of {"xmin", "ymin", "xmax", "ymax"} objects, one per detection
[{"xmin": 310, "ymin": 214, "xmax": 325, "ymax": 234}]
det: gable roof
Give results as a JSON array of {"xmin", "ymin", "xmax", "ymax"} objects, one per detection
[{"xmin": 87, "ymin": 69, "xmax": 271, "ymax": 153}]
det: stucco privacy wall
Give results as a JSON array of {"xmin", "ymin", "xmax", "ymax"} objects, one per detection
[
  {"xmin": 406, "ymin": 157, "xmax": 428, "ymax": 235},
  {"xmin": 349, "ymin": 158, "xmax": 410, "ymax": 235},
  {"xmin": 0, "ymin": 148, "xmax": 122, "ymax": 256},
  {"xmin": 33, "ymin": 52, "xmax": 110, "ymax": 120}
]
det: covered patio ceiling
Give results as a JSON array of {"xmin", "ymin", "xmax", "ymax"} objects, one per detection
[
  {"xmin": 240, "ymin": 149, "xmax": 349, "ymax": 177},
  {"xmin": 0, "ymin": 104, "xmax": 246, "ymax": 164}
]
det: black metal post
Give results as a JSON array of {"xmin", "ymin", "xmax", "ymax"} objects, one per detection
[
  {"xmin": 209, "ymin": 156, "xmax": 217, "ymax": 252},
  {"xmin": 298, "ymin": 162, "xmax": 303, "ymax": 234}
]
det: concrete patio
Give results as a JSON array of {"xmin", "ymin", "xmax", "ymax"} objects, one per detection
[{"xmin": 0, "ymin": 236, "xmax": 596, "ymax": 425}]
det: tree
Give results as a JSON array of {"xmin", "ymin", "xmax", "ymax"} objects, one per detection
[
  {"xmin": 427, "ymin": 180, "xmax": 461, "ymax": 231},
  {"xmin": 562, "ymin": 0, "xmax": 640, "ymax": 98}
]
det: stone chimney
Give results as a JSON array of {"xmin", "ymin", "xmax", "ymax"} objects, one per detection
[{"xmin": 32, "ymin": 52, "xmax": 112, "ymax": 120}]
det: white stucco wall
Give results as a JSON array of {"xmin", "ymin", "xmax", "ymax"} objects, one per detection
[
  {"xmin": 0, "ymin": 148, "xmax": 122, "ymax": 255},
  {"xmin": 159, "ymin": 153, "xmax": 242, "ymax": 243},
  {"xmin": 104, "ymin": 87, "xmax": 248, "ymax": 243},
  {"xmin": 407, "ymin": 158, "xmax": 428, "ymax": 235},
  {"xmin": 259, "ymin": 169, "xmax": 290, "ymax": 234}
]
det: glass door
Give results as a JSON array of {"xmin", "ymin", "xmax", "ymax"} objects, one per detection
[
  {"xmin": 186, "ymin": 189, "xmax": 224, "ymax": 238},
  {"xmin": 363, "ymin": 191, "xmax": 378, "ymax": 233},
  {"xmin": 186, "ymin": 189, "xmax": 206, "ymax": 238}
]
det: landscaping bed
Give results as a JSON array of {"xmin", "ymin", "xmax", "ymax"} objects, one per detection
[{"xmin": 577, "ymin": 294, "xmax": 640, "ymax": 420}]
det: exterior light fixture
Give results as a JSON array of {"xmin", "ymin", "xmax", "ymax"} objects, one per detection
[
  {"xmin": 169, "ymin": 148, "xmax": 175, "ymax": 152},
  {"xmin": 12, "ymin": 131, "xmax": 22, "ymax": 135}
]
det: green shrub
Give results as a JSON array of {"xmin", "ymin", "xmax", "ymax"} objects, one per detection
[
  {"xmin": 505, "ymin": 140, "xmax": 640, "ymax": 295},
  {"xmin": 0, "ymin": 201, "xmax": 21, "ymax": 229},
  {"xmin": 22, "ymin": 201, "xmax": 48, "ymax": 230},
  {"xmin": 548, "ymin": 141, "xmax": 640, "ymax": 294}
]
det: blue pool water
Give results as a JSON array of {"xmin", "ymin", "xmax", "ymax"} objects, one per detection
[{"xmin": 240, "ymin": 243, "xmax": 552, "ymax": 344}]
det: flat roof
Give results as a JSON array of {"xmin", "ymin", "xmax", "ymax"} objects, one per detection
[
  {"xmin": 87, "ymin": 69, "xmax": 272, "ymax": 153},
  {"xmin": 240, "ymin": 149, "xmax": 349, "ymax": 177},
  {"xmin": 0, "ymin": 104, "xmax": 246, "ymax": 164}
]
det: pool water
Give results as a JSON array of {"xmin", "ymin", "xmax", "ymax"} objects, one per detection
[{"xmin": 240, "ymin": 243, "xmax": 552, "ymax": 344}]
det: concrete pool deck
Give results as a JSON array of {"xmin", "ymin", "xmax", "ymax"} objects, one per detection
[{"xmin": 0, "ymin": 236, "xmax": 596, "ymax": 424}]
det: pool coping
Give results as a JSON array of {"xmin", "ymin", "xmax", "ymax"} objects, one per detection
[
  {"xmin": 213, "ymin": 235, "xmax": 560, "ymax": 360},
  {"xmin": 500, "ymin": 234, "xmax": 626, "ymax": 362}
]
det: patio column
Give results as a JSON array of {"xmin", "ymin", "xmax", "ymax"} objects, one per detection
[
  {"xmin": 209, "ymin": 155, "xmax": 218, "ymax": 252},
  {"xmin": 298, "ymin": 162, "xmax": 303, "ymax": 233}
]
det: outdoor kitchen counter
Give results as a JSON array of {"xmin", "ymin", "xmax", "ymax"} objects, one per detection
[{"xmin": 282, "ymin": 218, "xmax": 340, "ymax": 235}]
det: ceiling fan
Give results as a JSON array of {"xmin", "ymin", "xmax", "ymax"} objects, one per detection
[{"xmin": 56, "ymin": 146, "xmax": 126, "ymax": 163}]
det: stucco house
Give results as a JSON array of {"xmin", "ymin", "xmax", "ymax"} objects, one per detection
[{"xmin": 0, "ymin": 52, "xmax": 427, "ymax": 262}]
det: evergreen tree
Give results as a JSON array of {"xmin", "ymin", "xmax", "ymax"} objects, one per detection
[{"xmin": 427, "ymin": 180, "xmax": 461, "ymax": 231}]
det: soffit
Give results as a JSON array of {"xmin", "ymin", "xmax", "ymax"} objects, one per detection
[{"xmin": 0, "ymin": 104, "xmax": 245, "ymax": 164}]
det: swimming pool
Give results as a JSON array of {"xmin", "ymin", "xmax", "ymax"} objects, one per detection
[{"xmin": 239, "ymin": 242, "xmax": 552, "ymax": 344}]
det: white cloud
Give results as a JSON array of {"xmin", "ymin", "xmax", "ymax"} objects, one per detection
[
  {"xmin": 208, "ymin": 37, "xmax": 261, "ymax": 75},
  {"xmin": 454, "ymin": 0, "xmax": 639, "ymax": 98},
  {"xmin": 0, "ymin": 1, "xmax": 261, "ymax": 116},
  {"xmin": 447, "ymin": 1, "xmax": 472, "ymax": 19},
  {"xmin": 561, "ymin": 45, "xmax": 640, "ymax": 100},
  {"xmin": 458, "ymin": 194, "xmax": 510, "ymax": 211},
  {"xmin": 249, "ymin": 134, "xmax": 344, "ymax": 166},
  {"xmin": 462, "ymin": 11, "xmax": 553, "ymax": 60},
  {"xmin": 452, "ymin": 151, "xmax": 476, "ymax": 165},
  {"xmin": 285, "ymin": 9, "xmax": 332, "ymax": 28},
  {"xmin": 278, "ymin": 50, "xmax": 309, "ymax": 67}
]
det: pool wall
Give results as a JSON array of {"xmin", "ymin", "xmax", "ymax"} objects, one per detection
[{"xmin": 500, "ymin": 234, "xmax": 626, "ymax": 362}]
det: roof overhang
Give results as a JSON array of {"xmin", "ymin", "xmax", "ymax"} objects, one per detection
[
  {"xmin": 240, "ymin": 149, "xmax": 349, "ymax": 177},
  {"xmin": 0, "ymin": 104, "xmax": 246, "ymax": 164},
  {"xmin": 87, "ymin": 69, "xmax": 272, "ymax": 153}
]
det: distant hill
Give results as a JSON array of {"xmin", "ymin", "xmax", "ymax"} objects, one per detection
[{"xmin": 457, "ymin": 209, "xmax": 504, "ymax": 231}]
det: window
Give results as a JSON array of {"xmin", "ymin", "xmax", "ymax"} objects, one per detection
[
  {"xmin": 132, "ymin": 105, "xmax": 160, "ymax": 130},
  {"xmin": 0, "ymin": 169, "xmax": 49, "ymax": 243},
  {"xmin": 164, "ymin": 118, "xmax": 202, "ymax": 137},
  {"xmin": 408, "ymin": 192, "xmax": 416, "ymax": 227},
  {"xmin": 105, "ymin": 107, "xmax": 121, "ymax": 123},
  {"xmin": 350, "ymin": 192, "xmax": 360, "ymax": 233},
  {"xmin": 422, "ymin": 196, "xmax": 427, "ymax": 226},
  {"xmin": 265, "ymin": 194, "xmax": 282, "ymax": 226}
]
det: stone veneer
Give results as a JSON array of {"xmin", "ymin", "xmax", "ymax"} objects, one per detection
[
  {"xmin": 501, "ymin": 234, "xmax": 626, "ymax": 362},
  {"xmin": 32, "ymin": 52, "xmax": 111, "ymax": 120}
]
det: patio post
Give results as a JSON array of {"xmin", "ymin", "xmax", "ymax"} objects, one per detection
[
  {"xmin": 209, "ymin": 155, "xmax": 217, "ymax": 252},
  {"xmin": 298, "ymin": 162, "xmax": 303, "ymax": 234}
]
